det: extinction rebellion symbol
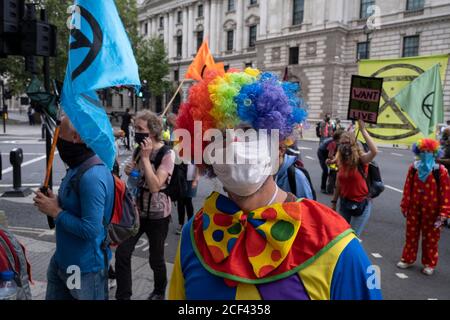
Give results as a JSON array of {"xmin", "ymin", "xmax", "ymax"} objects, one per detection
[
  {"xmin": 68, "ymin": 5, "xmax": 103, "ymax": 81},
  {"xmin": 422, "ymin": 92, "xmax": 435, "ymax": 120}
]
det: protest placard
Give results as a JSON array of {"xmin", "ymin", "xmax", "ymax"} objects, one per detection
[{"xmin": 347, "ymin": 75, "xmax": 383, "ymax": 124}]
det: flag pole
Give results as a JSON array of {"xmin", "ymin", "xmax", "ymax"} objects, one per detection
[
  {"xmin": 42, "ymin": 126, "xmax": 60, "ymax": 191},
  {"xmin": 162, "ymin": 79, "xmax": 186, "ymax": 117},
  {"xmin": 39, "ymin": 123, "xmax": 60, "ymax": 230}
]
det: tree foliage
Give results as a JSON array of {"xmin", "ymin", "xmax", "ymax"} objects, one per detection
[{"xmin": 137, "ymin": 37, "xmax": 170, "ymax": 98}]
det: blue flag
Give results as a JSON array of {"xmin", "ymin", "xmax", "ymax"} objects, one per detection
[{"xmin": 61, "ymin": 0, "xmax": 141, "ymax": 169}]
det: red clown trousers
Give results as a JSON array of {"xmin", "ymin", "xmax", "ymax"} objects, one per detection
[{"xmin": 400, "ymin": 165, "xmax": 450, "ymax": 268}]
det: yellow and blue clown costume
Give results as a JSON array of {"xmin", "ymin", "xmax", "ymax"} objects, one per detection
[{"xmin": 170, "ymin": 67, "xmax": 382, "ymax": 300}]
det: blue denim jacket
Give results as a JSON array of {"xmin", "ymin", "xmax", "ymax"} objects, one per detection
[{"xmin": 54, "ymin": 160, "xmax": 114, "ymax": 273}]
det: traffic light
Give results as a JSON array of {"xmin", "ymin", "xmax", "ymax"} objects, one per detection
[
  {"xmin": 21, "ymin": 19, "xmax": 57, "ymax": 57},
  {"xmin": 0, "ymin": 0, "xmax": 24, "ymax": 56},
  {"xmin": 25, "ymin": 55, "xmax": 37, "ymax": 73},
  {"xmin": 0, "ymin": 0, "xmax": 57, "ymax": 58},
  {"xmin": 4, "ymin": 89, "xmax": 12, "ymax": 100}
]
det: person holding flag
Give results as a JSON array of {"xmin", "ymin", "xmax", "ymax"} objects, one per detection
[{"xmin": 33, "ymin": 0, "xmax": 140, "ymax": 300}]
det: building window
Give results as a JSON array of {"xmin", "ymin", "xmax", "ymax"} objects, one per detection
[
  {"xmin": 177, "ymin": 35, "xmax": 183, "ymax": 57},
  {"xmin": 198, "ymin": 4, "xmax": 204, "ymax": 18},
  {"xmin": 177, "ymin": 11, "xmax": 182, "ymax": 24},
  {"xmin": 227, "ymin": 30, "xmax": 234, "ymax": 51},
  {"xmin": 292, "ymin": 0, "xmax": 304, "ymax": 25},
  {"xmin": 249, "ymin": 25, "xmax": 257, "ymax": 48},
  {"xmin": 360, "ymin": 0, "xmax": 375, "ymax": 19},
  {"xmin": 144, "ymin": 23, "xmax": 148, "ymax": 35},
  {"xmin": 197, "ymin": 30, "xmax": 204, "ymax": 51},
  {"xmin": 406, "ymin": 0, "xmax": 424, "ymax": 11},
  {"xmin": 159, "ymin": 16, "xmax": 164, "ymax": 29},
  {"xmin": 357, "ymin": 41, "xmax": 370, "ymax": 60},
  {"xmin": 249, "ymin": 0, "xmax": 257, "ymax": 5},
  {"xmin": 228, "ymin": 0, "xmax": 235, "ymax": 12},
  {"xmin": 174, "ymin": 70, "xmax": 179, "ymax": 82},
  {"xmin": 403, "ymin": 35, "xmax": 420, "ymax": 57},
  {"xmin": 289, "ymin": 46, "xmax": 299, "ymax": 65}
]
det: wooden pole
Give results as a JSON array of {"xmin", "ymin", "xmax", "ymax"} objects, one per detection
[
  {"xmin": 162, "ymin": 78, "xmax": 186, "ymax": 117},
  {"xmin": 42, "ymin": 126, "xmax": 60, "ymax": 190}
]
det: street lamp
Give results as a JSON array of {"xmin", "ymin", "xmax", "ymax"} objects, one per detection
[{"xmin": 363, "ymin": 24, "xmax": 374, "ymax": 59}]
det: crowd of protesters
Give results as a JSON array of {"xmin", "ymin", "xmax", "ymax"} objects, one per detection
[{"xmin": 0, "ymin": 72, "xmax": 447, "ymax": 301}]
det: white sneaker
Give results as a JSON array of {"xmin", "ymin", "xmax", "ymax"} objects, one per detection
[
  {"xmin": 397, "ymin": 261, "xmax": 413, "ymax": 269},
  {"xmin": 175, "ymin": 225, "xmax": 183, "ymax": 235},
  {"xmin": 422, "ymin": 267, "xmax": 434, "ymax": 276},
  {"xmin": 108, "ymin": 279, "xmax": 117, "ymax": 290}
]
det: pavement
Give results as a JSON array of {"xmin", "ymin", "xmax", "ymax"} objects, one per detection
[{"xmin": 1, "ymin": 123, "xmax": 449, "ymax": 300}]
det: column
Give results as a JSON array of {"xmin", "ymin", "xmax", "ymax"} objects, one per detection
[
  {"xmin": 151, "ymin": 16, "xmax": 155, "ymax": 37},
  {"xmin": 182, "ymin": 7, "xmax": 188, "ymax": 59},
  {"xmin": 214, "ymin": 0, "xmax": 222, "ymax": 54},
  {"xmin": 204, "ymin": 0, "xmax": 210, "ymax": 42},
  {"xmin": 259, "ymin": 0, "xmax": 268, "ymax": 38},
  {"xmin": 187, "ymin": 5, "xmax": 194, "ymax": 57},
  {"xmin": 152, "ymin": 16, "xmax": 157, "ymax": 37},
  {"xmin": 282, "ymin": 0, "xmax": 290, "ymax": 31},
  {"xmin": 168, "ymin": 11, "xmax": 175, "ymax": 58},
  {"xmin": 236, "ymin": 0, "xmax": 244, "ymax": 52},
  {"xmin": 209, "ymin": 0, "xmax": 217, "ymax": 53},
  {"xmin": 148, "ymin": 17, "xmax": 153, "ymax": 38},
  {"xmin": 164, "ymin": 12, "xmax": 169, "ymax": 51}
]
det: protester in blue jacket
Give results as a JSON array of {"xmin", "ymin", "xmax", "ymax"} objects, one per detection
[
  {"xmin": 276, "ymin": 152, "xmax": 314, "ymax": 200},
  {"xmin": 33, "ymin": 116, "xmax": 114, "ymax": 300}
]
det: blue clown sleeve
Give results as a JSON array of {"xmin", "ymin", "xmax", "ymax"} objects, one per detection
[{"xmin": 330, "ymin": 238, "xmax": 383, "ymax": 300}]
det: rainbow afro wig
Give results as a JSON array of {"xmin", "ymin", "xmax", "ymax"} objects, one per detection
[
  {"xmin": 412, "ymin": 138, "xmax": 442, "ymax": 157},
  {"xmin": 176, "ymin": 68, "xmax": 308, "ymax": 146}
]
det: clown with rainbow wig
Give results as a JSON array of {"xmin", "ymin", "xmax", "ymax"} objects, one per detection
[
  {"xmin": 168, "ymin": 68, "xmax": 382, "ymax": 300},
  {"xmin": 398, "ymin": 138, "xmax": 450, "ymax": 276}
]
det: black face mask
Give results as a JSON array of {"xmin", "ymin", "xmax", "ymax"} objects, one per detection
[
  {"xmin": 339, "ymin": 144, "xmax": 352, "ymax": 159},
  {"xmin": 56, "ymin": 138, "xmax": 94, "ymax": 168},
  {"xmin": 134, "ymin": 132, "xmax": 150, "ymax": 145}
]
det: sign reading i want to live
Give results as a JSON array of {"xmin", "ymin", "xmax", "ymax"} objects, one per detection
[{"xmin": 347, "ymin": 75, "xmax": 384, "ymax": 124}]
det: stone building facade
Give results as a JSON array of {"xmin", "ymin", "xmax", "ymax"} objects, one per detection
[{"xmin": 136, "ymin": 0, "xmax": 450, "ymax": 120}]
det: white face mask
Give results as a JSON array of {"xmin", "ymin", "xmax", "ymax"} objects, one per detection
[{"xmin": 210, "ymin": 139, "xmax": 273, "ymax": 197}]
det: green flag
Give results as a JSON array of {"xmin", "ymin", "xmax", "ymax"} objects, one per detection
[{"xmin": 394, "ymin": 64, "xmax": 444, "ymax": 136}]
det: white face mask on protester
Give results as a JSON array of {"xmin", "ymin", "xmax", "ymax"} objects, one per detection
[{"xmin": 209, "ymin": 139, "xmax": 274, "ymax": 197}]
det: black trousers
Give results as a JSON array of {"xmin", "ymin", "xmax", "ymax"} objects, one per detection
[
  {"xmin": 122, "ymin": 127, "xmax": 130, "ymax": 150},
  {"xmin": 317, "ymin": 150, "xmax": 329, "ymax": 191},
  {"xmin": 177, "ymin": 197, "xmax": 194, "ymax": 225},
  {"xmin": 115, "ymin": 216, "xmax": 170, "ymax": 300}
]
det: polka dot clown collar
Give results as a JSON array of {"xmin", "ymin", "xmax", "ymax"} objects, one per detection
[
  {"xmin": 190, "ymin": 192, "xmax": 353, "ymax": 283},
  {"xmin": 197, "ymin": 192, "xmax": 302, "ymax": 279}
]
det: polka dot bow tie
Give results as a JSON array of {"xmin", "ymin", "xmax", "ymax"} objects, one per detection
[{"xmin": 202, "ymin": 192, "xmax": 303, "ymax": 278}]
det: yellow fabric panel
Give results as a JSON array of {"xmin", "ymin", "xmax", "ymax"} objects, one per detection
[
  {"xmin": 358, "ymin": 54, "xmax": 449, "ymax": 146},
  {"xmin": 168, "ymin": 242, "xmax": 186, "ymax": 300},
  {"xmin": 235, "ymin": 283, "xmax": 262, "ymax": 300},
  {"xmin": 299, "ymin": 233, "xmax": 356, "ymax": 300}
]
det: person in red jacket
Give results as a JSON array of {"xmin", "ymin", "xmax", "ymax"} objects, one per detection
[{"xmin": 397, "ymin": 138, "xmax": 450, "ymax": 276}]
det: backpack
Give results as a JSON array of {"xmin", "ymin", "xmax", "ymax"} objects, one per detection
[
  {"xmin": 287, "ymin": 161, "xmax": 317, "ymax": 200},
  {"xmin": 152, "ymin": 145, "xmax": 188, "ymax": 202},
  {"xmin": 0, "ymin": 225, "xmax": 32, "ymax": 300},
  {"xmin": 71, "ymin": 156, "xmax": 140, "ymax": 246},
  {"xmin": 358, "ymin": 161, "xmax": 385, "ymax": 199},
  {"xmin": 316, "ymin": 122, "xmax": 321, "ymax": 138},
  {"xmin": 409, "ymin": 166, "xmax": 440, "ymax": 197}
]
